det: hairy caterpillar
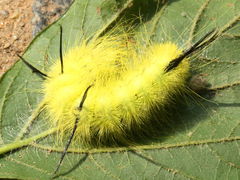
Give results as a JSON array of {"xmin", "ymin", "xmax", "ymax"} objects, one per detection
[{"xmin": 18, "ymin": 26, "xmax": 218, "ymax": 174}]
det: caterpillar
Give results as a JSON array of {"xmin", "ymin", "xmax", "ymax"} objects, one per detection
[{"xmin": 18, "ymin": 26, "xmax": 218, "ymax": 174}]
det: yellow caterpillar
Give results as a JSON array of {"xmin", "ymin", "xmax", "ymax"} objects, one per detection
[
  {"xmin": 42, "ymin": 33, "xmax": 189, "ymax": 146},
  {"xmin": 18, "ymin": 27, "xmax": 217, "ymax": 174},
  {"xmin": 18, "ymin": 28, "xmax": 216, "ymax": 148}
]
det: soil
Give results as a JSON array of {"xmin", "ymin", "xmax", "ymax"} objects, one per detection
[
  {"xmin": 0, "ymin": 0, "xmax": 33, "ymax": 77},
  {"xmin": 0, "ymin": 0, "xmax": 72, "ymax": 77}
]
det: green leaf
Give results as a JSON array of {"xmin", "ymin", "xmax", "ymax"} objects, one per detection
[{"xmin": 0, "ymin": 0, "xmax": 240, "ymax": 179}]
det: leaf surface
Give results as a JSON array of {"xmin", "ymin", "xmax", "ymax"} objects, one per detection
[{"xmin": 0, "ymin": 0, "xmax": 240, "ymax": 179}]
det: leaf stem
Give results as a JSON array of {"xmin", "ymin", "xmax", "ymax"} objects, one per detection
[{"xmin": 0, "ymin": 128, "xmax": 57, "ymax": 155}]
